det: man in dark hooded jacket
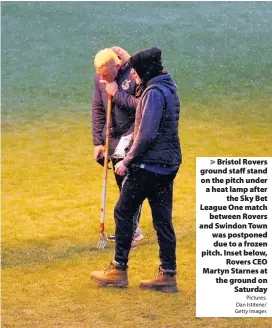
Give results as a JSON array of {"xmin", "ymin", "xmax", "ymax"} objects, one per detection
[{"xmin": 91, "ymin": 47, "xmax": 182, "ymax": 293}]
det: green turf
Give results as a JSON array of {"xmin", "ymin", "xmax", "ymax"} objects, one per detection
[
  {"xmin": 2, "ymin": 107, "xmax": 272, "ymax": 327},
  {"xmin": 2, "ymin": 1, "xmax": 272, "ymax": 326}
]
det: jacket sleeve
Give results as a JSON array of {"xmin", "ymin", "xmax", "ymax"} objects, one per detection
[
  {"xmin": 113, "ymin": 90, "xmax": 139, "ymax": 113},
  {"xmin": 92, "ymin": 75, "xmax": 106, "ymax": 146},
  {"xmin": 123, "ymin": 89, "xmax": 164, "ymax": 167}
]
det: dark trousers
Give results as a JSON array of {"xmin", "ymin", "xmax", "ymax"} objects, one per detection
[
  {"xmin": 111, "ymin": 158, "xmax": 141, "ymax": 232},
  {"xmin": 114, "ymin": 167, "xmax": 178, "ymax": 271}
]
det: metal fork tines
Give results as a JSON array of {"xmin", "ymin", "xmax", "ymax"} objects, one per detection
[{"xmin": 97, "ymin": 233, "xmax": 107, "ymax": 249}]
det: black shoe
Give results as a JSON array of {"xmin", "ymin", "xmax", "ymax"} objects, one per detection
[{"xmin": 107, "ymin": 234, "xmax": 115, "ymax": 242}]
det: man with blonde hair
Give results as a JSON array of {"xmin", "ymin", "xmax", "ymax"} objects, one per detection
[
  {"xmin": 92, "ymin": 47, "xmax": 143, "ymax": 245},
  {"xmin": 94, "ymin": 48, "xmax": 121, "ymax": 84}
]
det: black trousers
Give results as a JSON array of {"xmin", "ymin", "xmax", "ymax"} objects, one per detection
[
  {"xmin": 111, "ymin": 158, "xmax": 141, "ymax": 232},
  {"xmin": 114, "ymin": 167, "xmax": 178, "ymax": 270}
]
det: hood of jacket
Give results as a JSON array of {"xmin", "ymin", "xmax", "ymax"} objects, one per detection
[{"xmin": 146, "ymin": 73, "xmax": 177, "ymax": 93}]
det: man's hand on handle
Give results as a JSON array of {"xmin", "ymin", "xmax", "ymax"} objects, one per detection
[
  {"xmin": 105, "ymin": 81, "xmax": 118, "ymax": 97},
  {"xmin": 99, "ymin": 81, "xmax": 118, "ymax": 97}
]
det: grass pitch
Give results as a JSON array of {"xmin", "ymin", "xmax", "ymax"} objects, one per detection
[{"xmin": 2, "ymin": 108, "xmax": 272, "ymax": 328}]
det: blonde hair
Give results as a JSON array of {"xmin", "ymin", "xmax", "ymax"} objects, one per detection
[{"xmin": 94, "ymin": 48, "xmax": 120, "ymax": 70}]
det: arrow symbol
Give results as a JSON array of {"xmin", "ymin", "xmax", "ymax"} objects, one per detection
[{"xmin": 210, "ymin": 160, "xmax": 215, "ymax": 164}]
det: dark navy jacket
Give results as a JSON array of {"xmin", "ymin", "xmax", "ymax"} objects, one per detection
[
  {"xmin": 122, "ymin": 73, "xmax": 182, "ymax": 168},
  {"xmin": 92, "ymin": 63, "xmax": 137, "ymax": 155}
]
